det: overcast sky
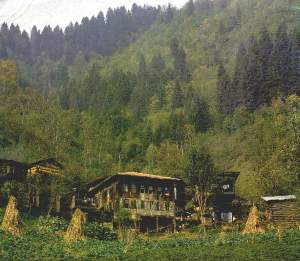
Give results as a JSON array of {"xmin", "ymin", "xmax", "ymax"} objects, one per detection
[{"xmin": 0, "ymin": 0, "xmax": 187, "ymax": 32}]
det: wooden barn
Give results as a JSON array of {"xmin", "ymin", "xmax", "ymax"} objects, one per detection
[
  {"xmin": 80, "ymin": 172, "xmax": 185, "ymax": 232},
  {"xmin": 262, "ymin": 195, "xmax": 300, "ymax": 228}
]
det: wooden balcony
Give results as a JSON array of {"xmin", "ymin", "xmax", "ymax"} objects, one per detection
[{"xmin": 120, "ymin": 198, "xmax": 175, "ymax": 218}]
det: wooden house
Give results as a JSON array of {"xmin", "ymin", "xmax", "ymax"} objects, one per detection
[
  {"xmin": 27, "ymin": 159, "xmax": 64, "ymax": 213},
  {"xmin": 214, "ymin": 172, "xmax": 240, "ymax": 223},
  {"xmin": 27, "ymin": 158, "xmax": 63, "ymax": 177},
  {"xmin": 261, "ymin": 195, "xmax": 300, "ymax": 228},
  {"xmin": 0, "ymin": 159, "xmax": 28, "ymax": 182},
  {"xmin": 0, "ymin": 158, "xmax": 64, "ymax": 213},
  {"xmin": 81, "ymin": 172, "xmax": 185, "ymax": 232}
]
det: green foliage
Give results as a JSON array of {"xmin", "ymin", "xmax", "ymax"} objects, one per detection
[
  {"xmin": 0, "ymin": 0, "xmax": 299, "ymax": 202},
  {"xmin": 0, "ymin": 209, "xmax": 299, "ymax": 260},
  {"xmin": 35, "ymin": 216, "xmax": 68, "ymax": 234},
  {"xmin": 85, "ymin": 222, "xmax": 117, "ymax": 241}
]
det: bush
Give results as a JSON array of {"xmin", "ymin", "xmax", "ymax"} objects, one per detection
[
  {"xmin": 85, "ymin": 222, "xmax": 117, "ymax": 241},
  {"xmin": 36, "ymin": 216, "xmax": 68, "ymax": 233}
]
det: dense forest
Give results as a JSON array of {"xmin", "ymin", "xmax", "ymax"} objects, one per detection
[{"xmin": 0, "ymin": 0, "xmax": 299, "ymax": 201}]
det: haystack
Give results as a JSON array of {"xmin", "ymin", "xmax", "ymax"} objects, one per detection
[
  {"xmin": 64, "ymin": 208, "xmax": 86, "ymax": 242},
  {"xmin": 1, "ymin": 196, "xmax": 23, "ymax": 236},
  {"xmin": 243, "ymin": 205, "xmax": 264, "ymax": 233}
]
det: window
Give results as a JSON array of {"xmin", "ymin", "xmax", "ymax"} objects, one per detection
[
  {"xmin": 222, "ymin": 184, "xmax": 230, "ymax": 191},
  {"xmin": 149, "ymin": 201, "xmax": 154, "ymax": 210},
  {"xmin": 157, "ymin": 187, "xmax": 162, "ymax": 199},
  {"xmin": 141, "ymin": 200, "xmax": 145, "ymax": 209},
  {"xmin": 165, "ymin": 202, "xmax": 170, "ymax": 211},
  {"xmin": 140, "ymin": 185, "xmax": 145, "ymax": 194},
  {"xmin": 149, "ymin": 186, "xmax": 153, "ymax": 194},
  {"xmin": 164, "ymin": 187, "xmax": 170, "ymax": 197},
  {"xmin": 131, "ymin": 200, "xmax": 137, "ymax": 209},
  {"xmin": 123, "ymin": 184, "xmax": 129, "ymax": 193},
  {"xmin": 131, "ymin": 184, "xmax": 137, "ymax": 194},
  {"xmin": 124, "ymin": 199, "xmax": 129, "ymax": 208}
]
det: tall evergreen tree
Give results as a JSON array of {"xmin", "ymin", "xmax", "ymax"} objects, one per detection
[
  {"xmin": 171, "ymin": 81, "xmax": 184, "ymax": 109},
  {"xmin": 217, "ymin": 63, "xmax": 232, "ymax": 114},
  {"xmin": 243, "ymin": 36, "xmax": 261, "ymax": 110},
  {"xmin": 185, "ymin": 0, "xmax": 195, "ymax": 16},
  {"xmin": 288, "ymin": 37, "xmax": 300, "ymax": 95},
  {"xmin": 170, "ymin": 38, "xmax": 190, "ymax": 82},
  {"xmin": 164, "ymin": 4, "xmax": 174, "ymax": 23},
  {"xmin": 231, "ymin": 43, "xmax": 247, "ymax": 109},
  {"xmin": 269, "ymin": 22, "xmax": 290, "ymax": 97},
  {"xmin": 187, "ymin": 94, "xmax": 212, "ymax": 132},
  {"xmin": 256, "ymin": 26, "xmax": 273, "ymax": 106}
]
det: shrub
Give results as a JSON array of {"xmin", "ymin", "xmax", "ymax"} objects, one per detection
[
  {"xmin": 36, "ymin": 216, "xmax": 68, "ymax": 233},
  {"xmin": 85, "ymin": 222, "xmax": 117, "ymax": 241}
]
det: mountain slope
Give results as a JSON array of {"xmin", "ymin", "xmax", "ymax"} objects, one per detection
[{"xmin": 101, "ymin": 0, "xmax": 294, "ymax": 101}]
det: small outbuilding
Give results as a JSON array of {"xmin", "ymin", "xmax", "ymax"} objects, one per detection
[
  {"xmin": 261, "ymin": 195, "xmax": 300, "ymax": 228},
  {"xmin": 214, "ymin": 172, "xmax": 240, "ymax": 223}
]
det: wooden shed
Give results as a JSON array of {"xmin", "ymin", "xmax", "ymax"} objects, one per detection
[{"xmin": 261, "ymin": 195, "xmax": 300, "ymax": 228}]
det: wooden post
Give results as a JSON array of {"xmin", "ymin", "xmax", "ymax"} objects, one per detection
[
  {"xmin": 35, "ymin": 189, "xmax": 40, "ymax": 208},
  {"xmin": 173, "ymin": 217, "xmax": 176, "ymax": 233},
  {"xmin": 156, "ymin": 216, "xmax": 159, "ymax": 233},
  {"xmin": 70, "ymin": 195, "xmax": 76, "ymax": 210},
  {"xmin": 55, "ymin": 195, "xmax": 61, "ymax": 213}
]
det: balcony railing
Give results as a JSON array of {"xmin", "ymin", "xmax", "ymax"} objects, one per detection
[{"xmin": 120, "ymin": 198, "xmax": 175, "ymax": 217}]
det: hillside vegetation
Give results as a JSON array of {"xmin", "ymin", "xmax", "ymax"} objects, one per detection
[
  {"xmin": 0, "ymin": 209, "xmax": 299, "ymax": 260},
  {"xmin": 0, "ymin": 0, "xmax": 299, "ymax": 202}
]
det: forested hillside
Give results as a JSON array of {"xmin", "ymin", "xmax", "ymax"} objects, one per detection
[{"xmin": 0, "ymin": 0, "xmax": 299, "ymax": 201}]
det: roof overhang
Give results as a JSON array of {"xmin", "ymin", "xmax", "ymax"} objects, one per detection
[
  {"xmin": 87, "ymin": 172, "xmax": 184, "ymax": 194},
  {"xmin": 261, "ymin": 195, "xmax": 297, "ymax": 202}
]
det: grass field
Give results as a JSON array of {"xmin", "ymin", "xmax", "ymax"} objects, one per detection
[{"xmin": 0, "ymin": 210, "xmax": 299, "ymax": 260}]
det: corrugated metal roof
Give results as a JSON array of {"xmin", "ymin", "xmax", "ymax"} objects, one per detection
[{"xmin": 261, "ymin": 195, "xmax": 297, "ymax": 202}]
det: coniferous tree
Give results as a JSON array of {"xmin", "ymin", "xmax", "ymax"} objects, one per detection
[
  {"xmin": 150, "ymin": 53, "xmax": 166, "ymax": 75},
  {"xmin": 217, "ymin": 63, "xmax": 232, "ymax": 114},
  {"xmin": 187, "ymin": 94, "xmax": 212, "ymax": 132},
  {"xmin": 231, "ymin": 43, "xmax": 247, "ymax": 109},
  {"xmin": 164, "ymin": 4, "xmax": 174, "ymax": 23},
  {"xmin": 138, "ymin": 54, "xmax": 147, "ymax": 78},
  {"xmin": 243, "ymin": 36, "xmax": 261, "ymax": 110},
  {"xmin": 288, "ymin": 37, "xmax": 300, "ymax": 95},
  {"xmin": 171, "ymin": 81, "xmax": 184, "ymax": 109},
  {"xmin": 185, "ymin": 0, "xmax": 195, "ymax": 16},
  {"xmin": 257, "ymin": 26, "xmax": 273, "ymax": 106},
  {"xmin": 170, "ymin": 38, "xmax": 190, "ymax": 82},
  {"xmin": 269, "ymin": 22, "xmax": 290, "ymax": 97}
]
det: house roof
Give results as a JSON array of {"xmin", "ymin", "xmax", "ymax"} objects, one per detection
[
  {"xmin": 118, "ymin": 172, "xmax": 182, "ymax": 181},
  {"xmin": 29, "ymin": 158, "xmax": 64, "ymax": 169},
  {"xmin": 88, "ymin": 172, "xmax": 183, "ymax": 194},
  {"xmin": 0, "ymin": 159, "xmax": 28, "ymax": 169},
  {"xmin": 0, "ymin": 159, "xmax": 28, "ymax": 182},
  {"xmin": 261, "ymin": 195, "xmax": 297, "ymax": 202},
  {"xmin": 219, "ymin": 171, "xmax": 240, "ymax": 178}
]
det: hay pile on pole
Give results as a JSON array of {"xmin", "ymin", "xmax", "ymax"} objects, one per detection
[
  {"xmin": 243, "ymin": 205, "xmax": 264, "ymax": 234},
  {"xmin": 1, "ymin": 196, "xmax": 23, "ymax": 236},
  {"xmin": 64, "ymin": 208, "xmax": 86, "ymax": 242}
]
